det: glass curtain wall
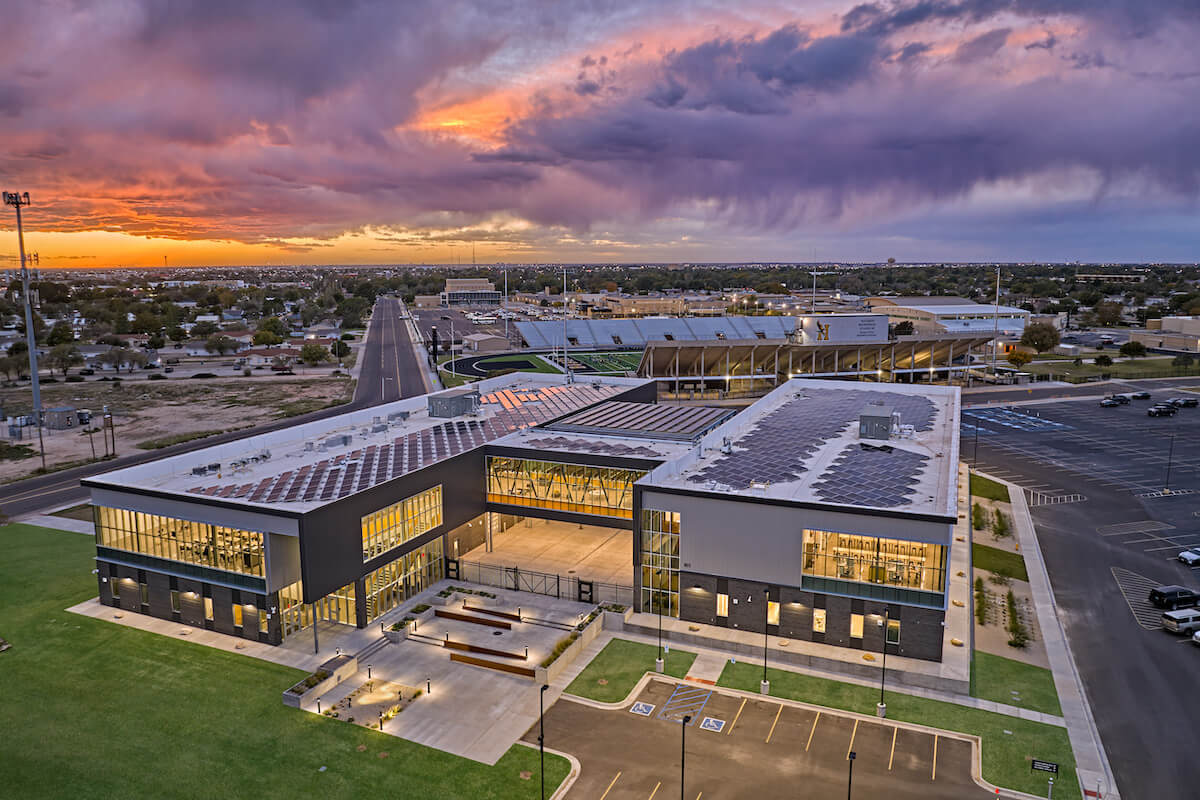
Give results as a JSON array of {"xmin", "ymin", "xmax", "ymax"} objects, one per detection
[
  {"xmin": 361, "ymin": 485, "xmax": 443, "ymax": 562},
  {"xmin": 801, "ymin": 529, "xmax": 946, "ymax": 606},
  {"xmin": 363, "ymin": 539, "xmax": 444, "ymax": 622},
  {"xmin": 486, "ymin": 457, "xmax": 645, "ymax": 519},
  {"xmin": 640, "ymin": 509, "xmax": 680, "ymax": 617},
  {"xmin": 278, "ymin": 580, "xmax": 311, "ymax": 638},
  {"xmin": 95, "ymin": 506, "xmax": 264, "ymax": 577}
]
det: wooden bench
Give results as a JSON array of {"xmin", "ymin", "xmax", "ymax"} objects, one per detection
[
  {"xmin": 450, "ymin": 652, "xmax": 535, "ymax": 678},
  {"xmin": 434, "ymin": 609, "xmax": 511, "ymax": 629},
  {"xmin": 443, "ymin": 640, "xmax": 527, "ymax": 660},
  {"xmin": 462, "ymin": 603, "xmax": 522, "ymax": 622}
]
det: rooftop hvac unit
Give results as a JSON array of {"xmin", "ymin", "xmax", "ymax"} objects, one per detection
[
  {"xmin": 303, "ymin": 441, "xmax": 315, "ymax": 451},
  {"xmin": 371, "ymin": 423, "xmax": 387, "ymax": 433},
  {"xmin": 208, "ymin": 463, "xmax": 221, "ymax": 473},
  {"xmin": 191, "ymin": 465, "xmax": 208, "ymax": 476},
  {"xmin": 387, "ymin": 410, "xmax": 410, "ymax": 422},
  {"xmin": 858, "ymin": 402, "xmax": 895, "ymax": 441},
  {"xmin": 720, "ymin": 437, "xmax": 733, "ymax": 455},
  {"xmin": 372, "ymin": 416, "xmax": 382, "ymax": 425}
]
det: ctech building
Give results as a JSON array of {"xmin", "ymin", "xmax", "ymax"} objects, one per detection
[{"xmin": 83, "ymin": 373, "xmax": 960, "ymax": 662}]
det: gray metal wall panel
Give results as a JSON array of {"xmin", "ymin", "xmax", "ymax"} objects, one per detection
[
  {"xmin": 266, "ymin": 533, "xmax": 301, "ymax": 593},
  {"xmin": 88, "ymin": 487, "xmax": 300, "ymax": 536}
]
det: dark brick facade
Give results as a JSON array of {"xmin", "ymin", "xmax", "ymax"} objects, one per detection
[{"xmin": 677, "ymin": 569, "xmax": 944, "ymax": 662}]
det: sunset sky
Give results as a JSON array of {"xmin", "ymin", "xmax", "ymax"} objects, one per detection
[{"xmin": 2, "ymin": 0, "xmax": 1198, "ymax": 267}]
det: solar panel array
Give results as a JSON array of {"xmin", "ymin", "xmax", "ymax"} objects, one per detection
[
  {"xmin": 811, "ymin": 444, "xmax": 929, "ymax": 507},
  {"xmin": 187, "ymin": 383, "xmax": 624, "ymax": 505},
  {"xmin": 547, "ymin": 401, "xmax": 733, "ymax": 441},
  {"xmin": 685, "ymin": 388, "xmax": 937, "ymax": 499},
  {"xmin": 523, "ymin": 436, "xmax": 663, "ymax": 459},
  {"xmin": 516, "ymin": 317, "xmax": 798, "ymax": 348}
]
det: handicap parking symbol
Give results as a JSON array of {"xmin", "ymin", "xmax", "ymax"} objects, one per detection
[
  {"xmin": 630, "ymin": 702, "xmax": 655, "ymax": 716},
  {"xmin": 699, "ymin": 717, "xmax": 725, "ymax": 732}
]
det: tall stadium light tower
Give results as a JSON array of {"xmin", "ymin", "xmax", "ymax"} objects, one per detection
[{"xmin": 3, "ymin": 191, "xmax": 46, "ymax": 471}]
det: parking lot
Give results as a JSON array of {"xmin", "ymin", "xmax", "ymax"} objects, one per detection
[
  {"xmin": 529, "ymin": 679, "xmax": 989, "ymax": 799},
  {"xmin": 965, "ymin": 380, "xmax": 1200, "ymax": 798},
  {"xmin": 412, "ymin": 306, "xmax": 521, "ymax": 353}
]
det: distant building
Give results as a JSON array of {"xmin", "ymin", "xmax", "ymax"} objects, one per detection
[
  {"xmin": 44, "ymin": 407, "xmax": 78, "ymax": 431},
  {"xmin": 1130, "ymin": 316, "xmax": 1200, "ymax": 353},
  {"xmin": 442, "ymin": 278, "xmax": 500, "ymax": 306},
  {"xmin": 413, "ymin": 295, "xmax": 442, "ymax": 309},
  {"xmin": 866, "ymin": 296, "xmax": 1029, "ymax": 336},
  {"xmin": 1075, "ymin": 273, "xmax": 1147, "ymax": 284},
  {"xmin": 461, "ymin": 333, "xmax": 509, "ymax": 353}
]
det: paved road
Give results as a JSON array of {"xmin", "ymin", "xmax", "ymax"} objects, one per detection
[
  {"xmin": 354, "ymin": 296, "xmax": 427, "ymax": 405},
  {"xmin": 967, "ymin": 394, "xmax": 1200, "ymax": 799},
  {"xmin": 963, "ymin": 376, "xmax": 1200, "ymax": 406},
  {"xmin": 0, "ymin": 296, "xmax": 428, "ymax": 518},
  {"xmin": 528, "ymin": 680, "xmax": 988, "ymax": 800}
]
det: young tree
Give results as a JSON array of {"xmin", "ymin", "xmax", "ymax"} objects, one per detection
[
  {"xmin": 1172, "ymin": 353, "xmax": 1195, "ymax": 368},
  {"xmin": 1119, "ymin": 341, "xmax": 1147, "ymax": 359},
  {"xmin": 1019, "ymin": 322, "xmax": 1061, "ymax": 353},
  {"xmin": 147, "ymin": 333, "xmax": 165, "ymax": 350},
  {"xmin": 299, "ymin": 342, "xmax": 331, "ymax": 366},
  {"xmin": 252, "ymin": 330, "xmax": 283, "ymax": 346},
  {"xmin": 47, "ymin": 344, "xmax": 84, "ymax": 376},
  {"xmin": 1094, "ymin": 354, "xmax": 1113, "ymax": 367},
  {"xmin": 256, "ymin": 316, "xmax": 288, "ymax": 338},
  {"xmin": 167, "ymin": 325, "xmax": 188, "ymax": 342},
  {"xmin": 46, "ymin": 320, "xmax": 76, "ymax": 346},
  {"xmin": 191, "ymin": 321, "xmax": 219, "ymax": 338},
  {"xmin": 330, "ymin": 340, "xmax": 350, "ymax": 359},
  {"xmin": 1006, "ymin": 351, "xmax": 1033, "ymax": 368},
  {"xmin": 205, "ymin": 335, "xmax": 238, "ymax": 355}
]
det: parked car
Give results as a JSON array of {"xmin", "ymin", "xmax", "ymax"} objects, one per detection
[
  {"xmin": 1148, "ymin": 405, "xmax": 1176, "ymax": 417},
  {"xmin": 1179, "ymin": 548, "xmax": 1200, "ymax": 566},
  {"xmin": 1131, "ymin": 391, "xmax": 1151, "ymax": 399},
  {"xmin": 1179, "ymin": 397, "xmax": 1199, "ymax": 408},
  {"xmin": 1100, "ymin": 398, "xmax": 1120, "ymax": 408},
  {"xmin": 1149, "ymin": 585, "xmax": 1200, "ymax": 609},
  {"xmin": 1193, "ymin": 630, "xmax": 1200, "ymax": 647},
  {"xmin": 1162, "ymin": 608, "xmax": 1200, "ymax": 635},
  {"xmin": 79, "ymin": 368, "xmax": 94, "ymax": 376},
  {"xmin": 163, "ymin": 367, "xmax": 174, "ymax": 374}
]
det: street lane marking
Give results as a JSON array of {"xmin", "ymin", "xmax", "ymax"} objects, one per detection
[
  {"xmin": 647, "ymin": 782, "xmax": 661, "ymax": 800},
  {"xmin": 846, "ymin": 719, "xmax": 858, "ymax": 760},
  {"xmin": 599, "ymin": 772, "xmax": 621, "ymax": 800},
  {"xmin": 888, "ymin": 727, "xmax": 897, "ymax": 770},
  {"xmin": 805, "ymin": 712, "xmax": 820, "ymax": 751},
  {"xmin": 932, "ymin": 735, "xmax": 938, "ymax": 781},
  {"xmin": 726, "ymin": 699, "xmax": 746, "ymax": 735},
  {"xmin": 765, "ymin": 704, "xmax": 783, "ymax": 744}
]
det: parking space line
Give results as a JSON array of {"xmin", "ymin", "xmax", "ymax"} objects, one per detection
[
  {"xmin": 765, "ymin": 704, "xmax": 783, "ymax": 744},
  {"xmin": 846, "ymin": 719, "xmax": 859, "ymax": 760},
  {"xmin": 932, "ymin": 735, "xmax": 938, "ymax": 781},
  {"xmin": 647, "ymin": 781, "xmax": 661, "ymax": 800},
  {"xmin": 888, "ymin": 727, "xmax": 897, "ymax": 770},
  {"xmin": 805, "ymin": 712, "xmax": 820, "ymax": 751},
  {"xmin": 599, "ymin": 772, "xmax": 621, "ymax": 800},
  {"xmin": 726, "ymin": 698, "xmax": 746, "ymax": 736}
]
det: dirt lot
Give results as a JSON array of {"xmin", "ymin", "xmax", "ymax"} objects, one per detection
[{"xmin": 0, "ymin": 376, "xmax": 354, "ymax": 483}]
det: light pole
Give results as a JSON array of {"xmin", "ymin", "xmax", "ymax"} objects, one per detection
[
  {"xmin": 876, "ymin": 609, "xmax": 889, "ymax": 718},
  {"xmin": 847, "ymin": 751, "xmax": 856, "ymax": 800},
  {"xmin": 681, "ymin": 714, "xmax": 692, "ymax": 800},
  {"xmin": 539, "ymin": 684, "xmax": 549, "ymax": 800},
  {"xmin": 655, "ymin": 584, "xmax": 665, "ymax": 673},
  {"xmin": 4, "ymin": 190, "xmax": 46, "ymax": 472},
  {"xmin": 1164, "ymin": 433, "xmax": 1175, "ymax": 494},
  {"xmin": 761, "ymin": 588, "xmax": 770, "ymax": 694}
]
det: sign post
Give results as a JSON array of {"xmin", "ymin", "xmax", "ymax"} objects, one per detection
[{"xmin": 1031, "ymin": 760, "xmax": 1059, "ymax": 799}]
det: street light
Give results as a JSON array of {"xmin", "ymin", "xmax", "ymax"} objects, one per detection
[
  {"xmin": 681, "ymin": 714, "xmax": 692, "ymax": 800},
  {"xmin": 656, "ymin": 581, "xmax": 665, "ymax": 673},
  {"xmin": 761, "ymin": 588, "xmax": 770, "ymax": 695},
  {"xmin": 1164, "ymin": 432, "xmax": 1176, "ymax": 494},
  {"xmin": 877, "ymin": 609, "xmax": 889, "ymax": 718},
  {"xmin": 847, "ymin": 751, "xmax": 856, "ymax": 800},
  {"xmin": 539, "ymin": 684, "xmax": 549, "ymax": 800}
]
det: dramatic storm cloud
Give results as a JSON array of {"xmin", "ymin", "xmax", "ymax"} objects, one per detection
[{"xmin": 1, "ymin": 0, "xmax": 1198, "ymax": 263}]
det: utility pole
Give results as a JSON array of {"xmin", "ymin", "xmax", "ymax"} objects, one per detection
[
  {"xmin": 562, "ymin": 265, "xmax": 572, "ymax": 384},
  {"xmin": 503, "ymin": 265, "xmax": 509, "ymax": 343},
  {"xmin": 4, "ymin": 191, "xmax": 46, "ymax": 471},
  {"xmin": 991, "ymin": 267, "xmax": 1001, "ymax": 376}
]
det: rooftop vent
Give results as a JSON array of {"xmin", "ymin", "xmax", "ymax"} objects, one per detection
[
  {"xmin": 858, "ymin": 402, "xmax": 896, "ymax": 441},
  {"xmin": 428, "ymin": 387, "xmax": 480, "ymax": 418}
]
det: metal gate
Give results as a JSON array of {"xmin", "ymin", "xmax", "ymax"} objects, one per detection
[{"xmin": 453, "ymin": 559, "xmax": 633, "ymax": 606}]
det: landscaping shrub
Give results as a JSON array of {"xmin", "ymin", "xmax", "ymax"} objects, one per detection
[
  {"xmin": 972, "ymin": 502, "xmax": 988, "ymax": 531},
  {"xmin": 541, "ymin": 632, "xmax": 580, "ymax": 668},
  {"xmin": 411, "ymin": 604, "xmax": 430, "ymax": 614},
  {"xmin": 993, "ymin": 509, "xmax": 1011, "ymax": 537},
  {"xmin": 1006, "ymin": 590, "xmax": 1028, "ymax": 648},
  {"xmin": 289, "ymin": 669, "xmax": 331, "ymax": 693},
  {"xmin": 66, "ymin": 375, "xmax": 84, "ymax": 383},
  {"xmin": 975, "ymin": 578, "xmax": 988, "ymax": 625},
  {"xmin": 148, "ymin": 373, "xmax": 167, "ymax": 381}
]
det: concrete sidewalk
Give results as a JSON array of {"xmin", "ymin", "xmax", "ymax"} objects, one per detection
[{"xmin": 988, "ymin": 471, "xmax": 1120, "ymax": 799}]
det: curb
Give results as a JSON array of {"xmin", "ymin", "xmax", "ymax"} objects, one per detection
[{"xmin": 514, "ymin": 740, "xmax": 581, "ymax": 800}]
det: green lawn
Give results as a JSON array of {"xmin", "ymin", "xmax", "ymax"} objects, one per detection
[
  {"xmin": 473, "ymin": 354, "xmax": 559, "ymax": 375},
  {"xmin": 973, "ymin": 543, "xmax": 1030, "ymax": 582},
  {"xmin": 1023, "ymin": 356, "xmax": 1200, "ymax": 381},
  {"xmin": 719, "ymin": 661, "xmax": 1078, "ymax": 800},
  {"xmin": 972, "ymin": 652, "xmax": 1062, "ymax": 716},
  {"xmin": 970, "ymin": 473, "xmax": 1011, "ymax": 503},
  {"xmin": 0, "ymin": 523, "xmax": 569, "ymax": 799},
  {"xmin": 565, "ymin": 638, "xmax": 696, "ymax": 703}
]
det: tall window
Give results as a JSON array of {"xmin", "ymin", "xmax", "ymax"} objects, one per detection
[
  {"xmin": 487, "ymin": 457, "xmax": 645, "ymax": 519},
  {"xmin": 361, "ymin": 485, "xmax": 443, "ymax": 562},
  {"xmin": 94, "ymin": 506, "xmax": 265, "ymax": 578},
  {"xmin": 801, "ymin": 529, "xmax": 947, "ymax": 607},
  {"xmin": 640, "ymin": 509, "xmax": 680, "ymax": 617},
  {"xmin": 363, "ymin": 538, "xmax": 444, "ymax": 622}
]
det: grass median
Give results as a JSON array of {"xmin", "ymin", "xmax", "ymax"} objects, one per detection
[
  {"xmin": 971, "ymin": 651, "xmax": 1062, "ymax": 717},
  {"xmin": 566, "ymin": 638, "xmax": 696, "ymax": 703},
  {"xmin": 719, "ymin": 660, "xmax": 1079, "ymax": 800},
  {"xmin": 970, "ymin": 473, "xmax": 1011, "ymax": 503},
  {"xmin": 0, "ymin": 523, "xmax": 569, "ymax": 799},
  {"xmin": 973, "ymin": 543, "xmax": 1030, "ymax": 582}
]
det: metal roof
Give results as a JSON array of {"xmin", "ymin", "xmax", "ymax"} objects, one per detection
[{"xmin": 545, "ymin": 400, "xmax": 735, "ymax": 442}]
